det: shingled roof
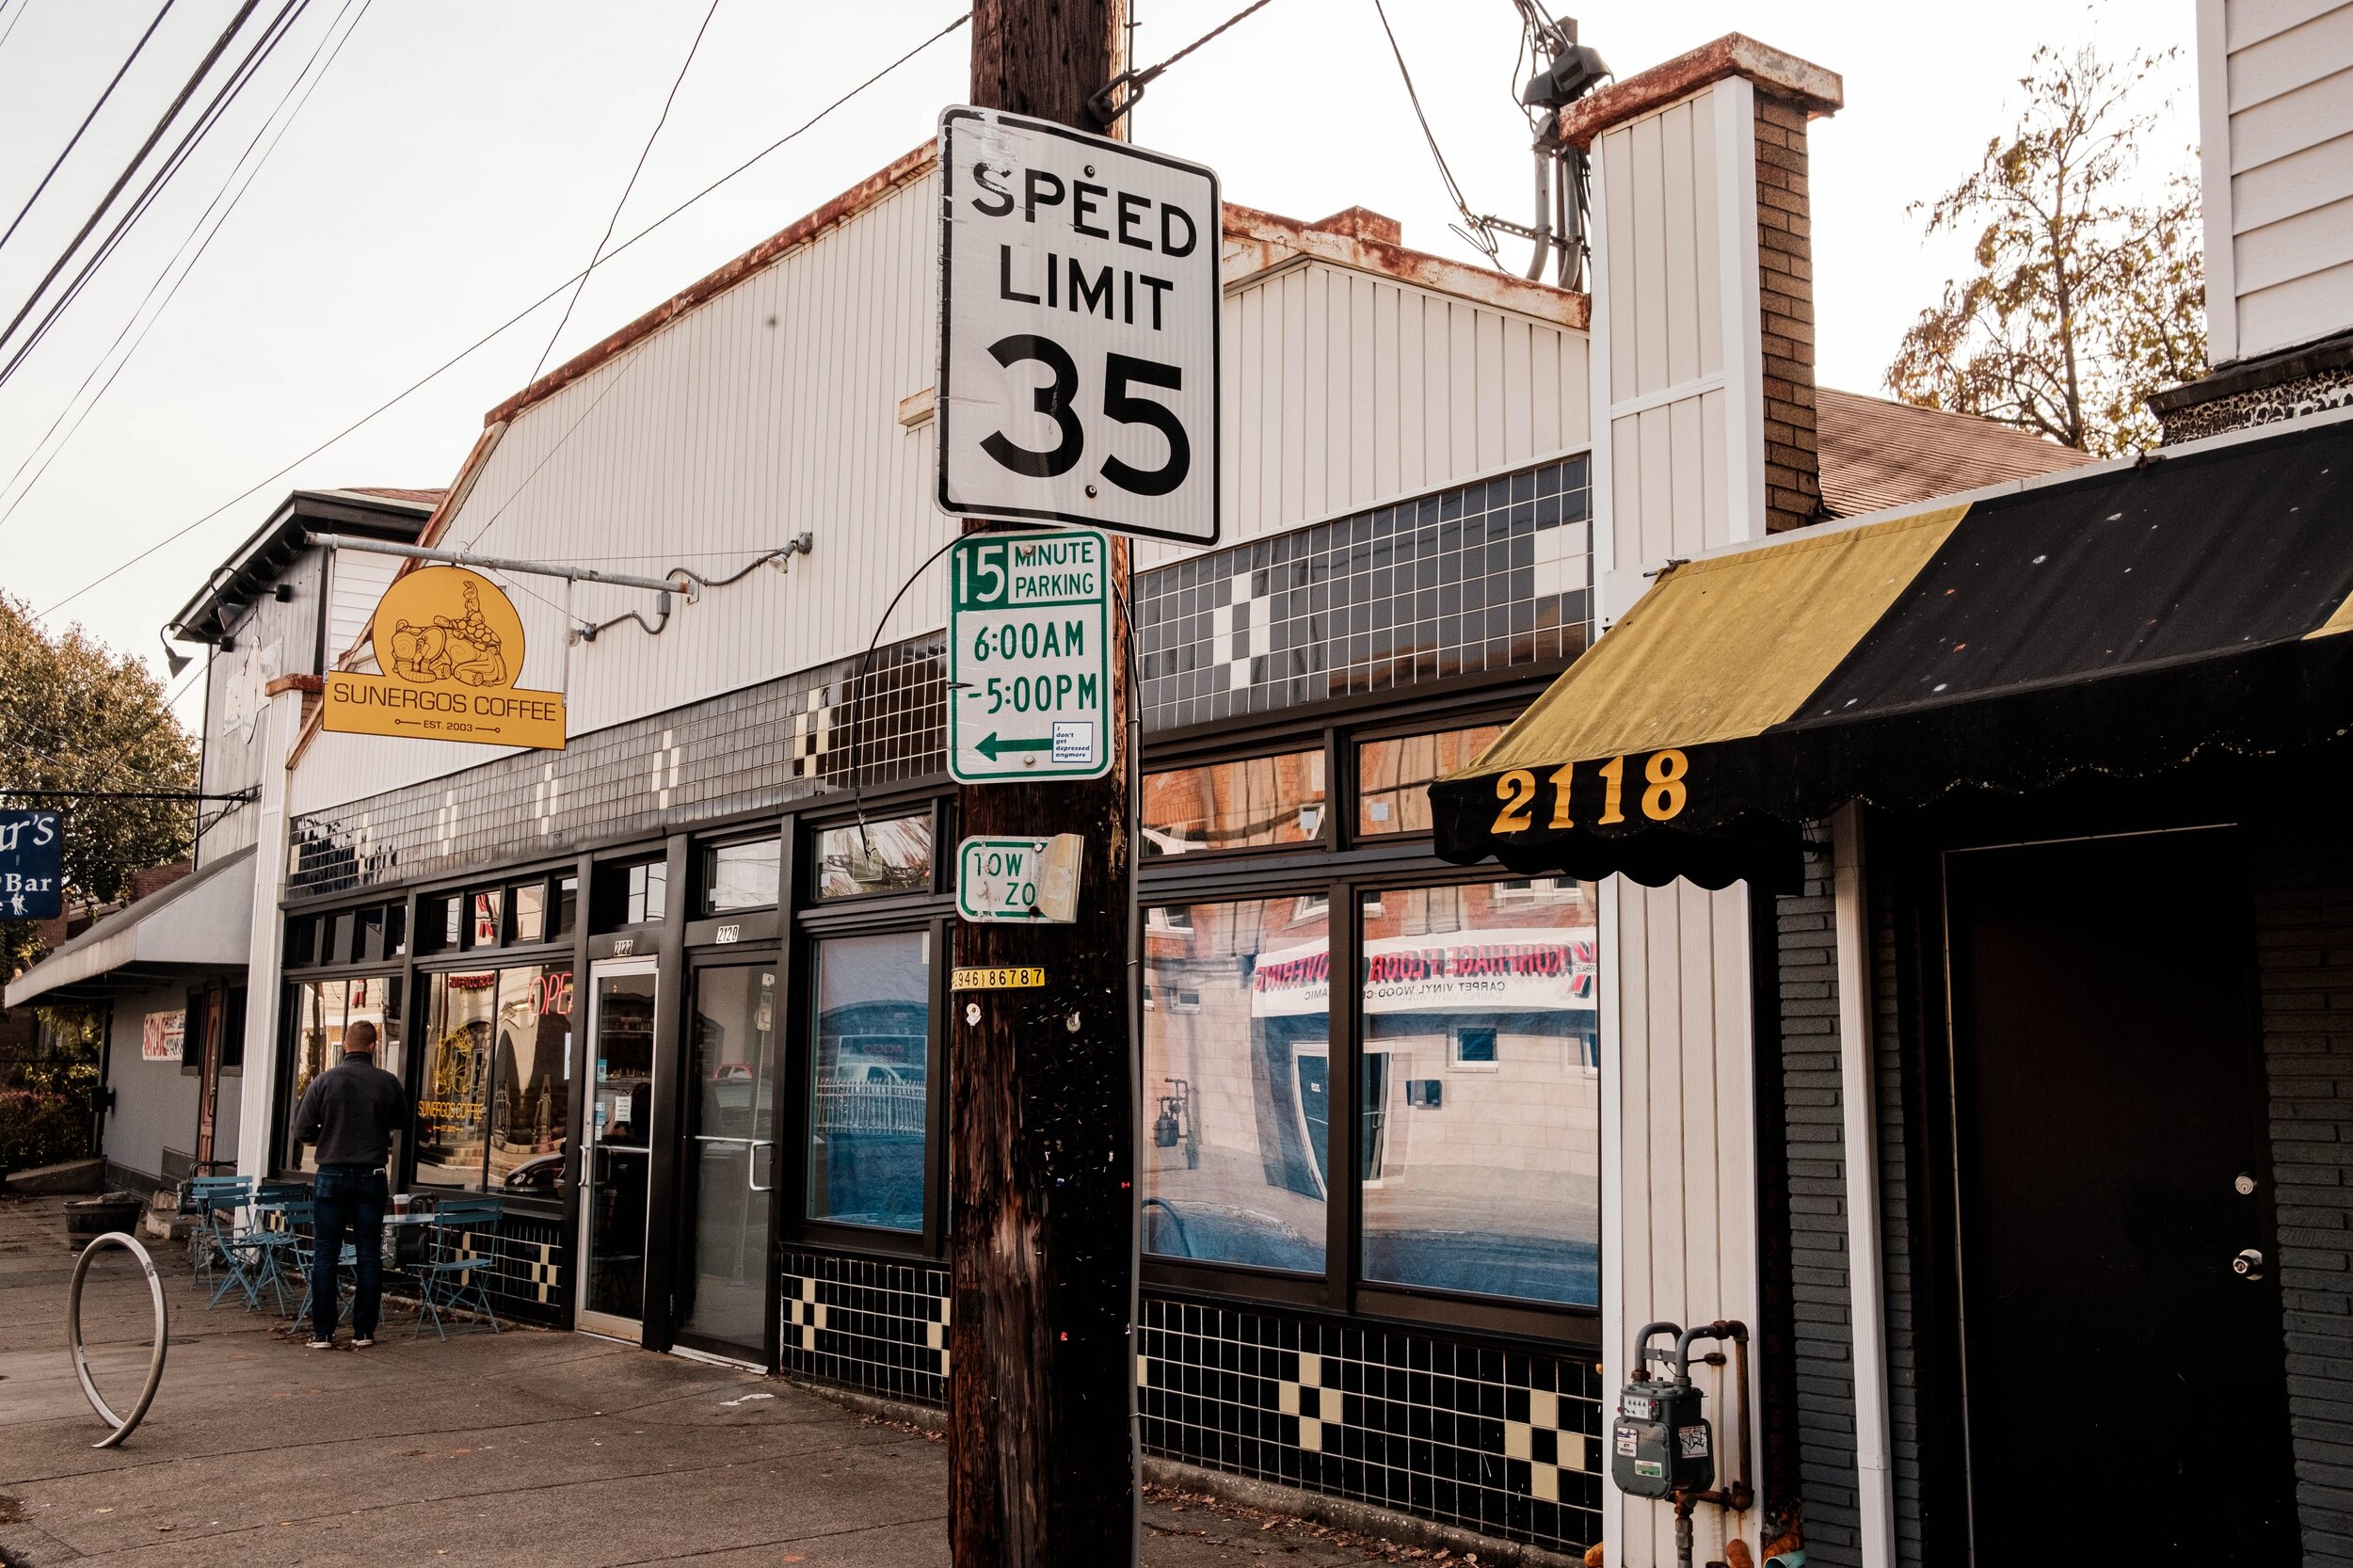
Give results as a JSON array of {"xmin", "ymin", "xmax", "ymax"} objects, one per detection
[{"xmin": 1817, "ymin": 387, "xmax": 2098, "ymax": 519}]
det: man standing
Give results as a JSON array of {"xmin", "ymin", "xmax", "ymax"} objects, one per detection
[{"xmin": 291, "ymin": 1018, "xmax": 407, "ymax": 1349}]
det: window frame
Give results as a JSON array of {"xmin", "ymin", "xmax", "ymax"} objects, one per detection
[{"xmin": 1136, "ymin": 697, "xmax": 1604, "ymax": 1348}]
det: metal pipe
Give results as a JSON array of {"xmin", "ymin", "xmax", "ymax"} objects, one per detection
[
  {"xmin": 1833, "ymin": 803, "xmax": 1898, "ymax": 1568},
  {"xmin": 306, "ymin": 533, "xmax": 687, "ymax": 597},
  {"xmin": 1524, "ymin": 142, "xmax": 1553, "ymax": 280}
]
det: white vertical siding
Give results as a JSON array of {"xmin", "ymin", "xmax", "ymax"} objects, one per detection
[
  {"xmin": 1586, "ymin": 72, "xmax": 1768, "ymax": 1566},
  {"xmin": 1134, "ymin": 260, "xmax": 1589, "ymax": 572},
  {"xmin": 1600, "ymin": 878, "xmax": 1762, "ymax": 1568},
  {"xmin": 292, "ymin": 186, "xmax": 1592, "ymax": 816},
  {"xmin": 2202, "ymin": 0, "xmax": 2353, "ymax": 360},
  {"xmin": 324, "ymin": 549, "xmax": 398, "ymax": 665},
  {"xmin": 1593, "ymin": 80, "xmax": 1758, "ymax": 622}
]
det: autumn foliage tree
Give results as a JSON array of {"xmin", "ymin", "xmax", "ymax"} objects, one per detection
[
  {"xmin": 0, "ymin": 593, "xmax": 199, "ymax": 981},
  {"xmin": 1888, "ymin": 45, "xmax": 2206, "ymax": 456}
]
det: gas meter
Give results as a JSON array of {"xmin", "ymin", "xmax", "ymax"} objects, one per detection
[{"xmin": 1611, "ymin": 1322, "xmax": 1715, "ymax": 1499}]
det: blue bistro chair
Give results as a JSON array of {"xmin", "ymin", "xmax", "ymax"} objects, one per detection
[
  {"xmin": 183, "ymin": 1175, "xmax": 253, "ymax": 1300},
  {"xmin": 412, "ymin": 1197, "xmax": 505, "ymax": 1340}
]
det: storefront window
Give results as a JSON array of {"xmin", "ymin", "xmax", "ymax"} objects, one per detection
[
  {"xmin": 488, "ymin": 966, "xmax": 573, "ymax": 1193},
  {"xmin": 1356, "ymin": 724, "xmax": 1507, "ymax": 837},
  {"xmin": 808, "ymin": 932, "xmax": 930, "ymax": 1231},
  {"xmin": 816, "ymin": 815, "xmax": 932, "ymax": 899},
  {"xmin": 283, "ymin": 975, "xmax": 403, "ymax": 1174},
  {"xmin": 1142, "ymin": 898, "xmax": 1329, "ymax": 1272},
  {"xmin": 701, "ymin": 838, "xmax": 782, "ymax": 912},
  {"xmin": 417, "ymin": 971, "xmax": 497, "ymax": 1187},
  {"xmin": 469, "ymin": 890, "xmax": 504, "ymax": 948},
  {"xmin": 1356, "ymin": 879, "xmax": 1599, "ymax": 1306},
  {"xmin": 511, "ymin": 883, "xmax": 546, "ymax": 944},
  {"xmin": 1143, "ymin": 750, "xmax": 1327, "ymax": 856}
]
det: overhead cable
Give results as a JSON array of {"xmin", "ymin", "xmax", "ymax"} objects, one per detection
[
  {"xmin": 0, "ymin": 0, "xmax": 181, "ymax": 259},
  {"xmin": 0, "ymin": 0, "xmax": 312, "ymax": 390},
  {"xmin": 1088, "ymin": 0, "xmax": 1278, "ymax": 128},
  {"xmin": 34, "ymin": 8, "xmax": 972, "ymax": 620},
  {"xmin": 529, "ymin": 0, "xmax": 723, "ymax": 385},
  {"xmin": 0, "ymin": 0, "xmax": 373, "ymax": 529},
  {"xmin": 0, "ymin": 0, "xmax": 262, "ymax": 363},
  {"xmin": 1369, "ymin": 0, "xmax": 1499, "ymax": 266}
]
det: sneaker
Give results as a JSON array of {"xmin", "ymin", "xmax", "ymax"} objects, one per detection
[
  {"xmin": 351, "ymin": 1336, "xmax": 376, "ymax": 1349},
  {"xmin": 307, "ymin": 1337, "xmax": 333, "ymax": 1351}
]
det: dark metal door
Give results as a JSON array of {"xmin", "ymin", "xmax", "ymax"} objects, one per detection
[
  {"xmin": 1945, "ymin": 831, "xmax": 2294, "ymax": 1560},
  {"xmin": 672, "ymin": 959, "xmax": 781, "ymax": 1366}
]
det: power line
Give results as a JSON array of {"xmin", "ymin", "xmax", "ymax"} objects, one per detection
[
  {"xmin": 0, "ymin": 0, "xmax": 313, "ymax": 391},
  {"xmin": 1369, "ymin": 0, "xmax": 1499, "ymax": 266},
  {"xmin": 0, "ymin": 0, "xmax": 371, "ymax": 528},
  {"xmin": 35, "ymin": 8, "xmax": 972, "ymax": 622},
  {"xmin": 0, "ymin": 0, "xmax": 261, "ymax": 364},
  {"xmin": 0, "ymin": 0, "xmax": 28, "ymax": 63},
  {"xmin": 529, "ymin": 0, "xmax": 722, "ymax": 386},
  {"xmin": 0, "ymin": 0, "xmax": 180, "ymax": 260}
]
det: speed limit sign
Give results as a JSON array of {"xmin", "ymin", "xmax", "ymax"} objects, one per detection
[{"xmin": 936, "ymin": 107, "xmax": 1221, "ymax": 546}]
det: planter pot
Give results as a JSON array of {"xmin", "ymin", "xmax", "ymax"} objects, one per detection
[{"xmin": 65, "ymin": 1192, "xmax": 146, "ymax": 1252}]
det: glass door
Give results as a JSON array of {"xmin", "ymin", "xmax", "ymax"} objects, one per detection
[
  {"xmin": 674, "ymin": 962, "xmax": 781, "ymax": 1363},
  {"xmin": 578, "ymin": 960, "xmax": 658, "ymax": 1339}
]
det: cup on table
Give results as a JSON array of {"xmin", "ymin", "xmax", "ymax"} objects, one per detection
[{"xmin": 392, "ymin": 1194, "xmax": 411, "ymax": 1216}]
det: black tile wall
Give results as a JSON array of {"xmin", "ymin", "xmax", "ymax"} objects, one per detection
[
  {"xmin": 1137, "ymin": 1296, "xmax": 1602, "ymax": 1556},
  {"xmin": 289, "ymin": 637, "xmax": 946, "ymax": 898},
  {"xmin": 778, "ymin": 1249, "xmax": 952, "ymax": 1407},
  {"xmin": 1137, "ymin": 457, "xmax": 1591, "ymax": 730},
  {"xmin": 290, "ymin": 458, "xmax": 1591, "ymax": 898}
]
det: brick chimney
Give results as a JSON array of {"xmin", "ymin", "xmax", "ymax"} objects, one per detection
[{"xmin": 1561, "ymin": 34, "xmax": 1842, "ymax": 623}]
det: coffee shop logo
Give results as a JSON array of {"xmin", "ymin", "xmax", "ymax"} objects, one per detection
[{"xmin": 322, "ymin": 566, "xmax": 567, "ymax": 750}]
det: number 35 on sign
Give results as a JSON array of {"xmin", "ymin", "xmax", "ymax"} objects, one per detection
[{"xmin": 937, "ymin": 106, "xmax": 1221, "ymax": 547}]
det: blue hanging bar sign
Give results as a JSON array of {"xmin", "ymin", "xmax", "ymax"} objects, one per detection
[{"xmin": 0, "ymin": 810, "xmax": 62, "ymax": 920}]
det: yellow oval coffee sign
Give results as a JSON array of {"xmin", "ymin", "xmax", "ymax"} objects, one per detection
[{"xmin": 323, "ymin": 567, "xmax": 567, "ymax": 749}]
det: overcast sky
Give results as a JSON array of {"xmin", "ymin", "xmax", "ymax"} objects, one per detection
[{"xmin": 0, "ymin": 0, "xmax": 2195, "ymax": 721}]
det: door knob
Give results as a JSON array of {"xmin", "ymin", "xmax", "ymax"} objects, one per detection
[{"xmin": 2233, "ymin": 1248, "xmax": 2265, "ymax": 1279}]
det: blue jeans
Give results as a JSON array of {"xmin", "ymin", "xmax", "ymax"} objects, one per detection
[{"xmin": 311, "ymin": 1165, "xmax": 387, "ymax": 1339}]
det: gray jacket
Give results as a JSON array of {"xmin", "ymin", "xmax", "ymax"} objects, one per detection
[{"xmin": 291, "ymin": 1057, "xmax": 408, "ymax": 1169}]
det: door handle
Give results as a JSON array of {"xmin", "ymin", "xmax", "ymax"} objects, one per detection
[
  {"xmin": 748, "ymin": 1140, "xmax": 776, "ymax": 1193},
  {"xmin": 2233, "ymin": 1247, "xmax": 2265, "ymax": 1279}
]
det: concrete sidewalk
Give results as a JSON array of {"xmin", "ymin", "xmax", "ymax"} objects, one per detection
[{"xmin": 0, "ymin": 1194, "xmax": 1484, "ymax": 1568}]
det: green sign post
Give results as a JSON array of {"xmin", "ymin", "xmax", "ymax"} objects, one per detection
[{"xmin": 948, "ymin": 528, "xmax": 1112, "ymax": 783}]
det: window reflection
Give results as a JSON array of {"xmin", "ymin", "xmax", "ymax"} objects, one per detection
[
  {"xmin": 284, "ymin": 976, "xmax": 402, "ymax": 1175},
  {"xmin": 418, "ymin": 971, "xmax": 496, "ymax": 1187},
  {"xmin": 817, "ymin": 815, "xmax": 932, "ymax": 899},
  {"xmin": 488, "ymin": 966, "xmax": 573, "ymax": 1192},
  {"xmin": 1143, "ymin": 751, "xmax": 1326, "ymax": 856},
  {"xmin": 808, "ymin": 932, "xmax": 929, "ymax": 1231},
  {"xmin": 1356, "ymin": 725, "xmax": 1507, "ymax": 837},
  {"xmin": 1142, "ymin": 899, "xmax": 1329, "ymax": 1272},
  {"xmin": 1357, "ymin": 880, "xmax": 1599, "ymax": 1306},
  {"xmin": 702, "ymin": 838, "xmax": 782, "ymax": 912}
]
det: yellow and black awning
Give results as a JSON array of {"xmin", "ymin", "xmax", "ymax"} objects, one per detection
[{"xmin": 1433, "ymin": 419, "xmax": 2353, "ymax": 888}]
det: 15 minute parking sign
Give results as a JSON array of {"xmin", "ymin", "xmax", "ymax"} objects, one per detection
[
  {"xmin": 949, "ymin": 529, "xmax": 1112, "ymax": 782},
  {"xmin": 937, "ymin": 106, "xmax": 1221, "ymax": 546}
]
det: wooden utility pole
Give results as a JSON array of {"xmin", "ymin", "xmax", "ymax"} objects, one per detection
[{"xmin": 951, "ymin": 3, "xmax": 1137, "ymax": 1565}]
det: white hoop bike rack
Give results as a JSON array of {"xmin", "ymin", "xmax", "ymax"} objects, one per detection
[{"xmin": 68, "ymin": 1231, "xmax": 168, "ymax": 1448}]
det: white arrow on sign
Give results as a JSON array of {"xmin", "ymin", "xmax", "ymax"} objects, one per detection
[{"xmin": 936, "ymin": 106, "xmax": 1222, "ymax": 547}]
